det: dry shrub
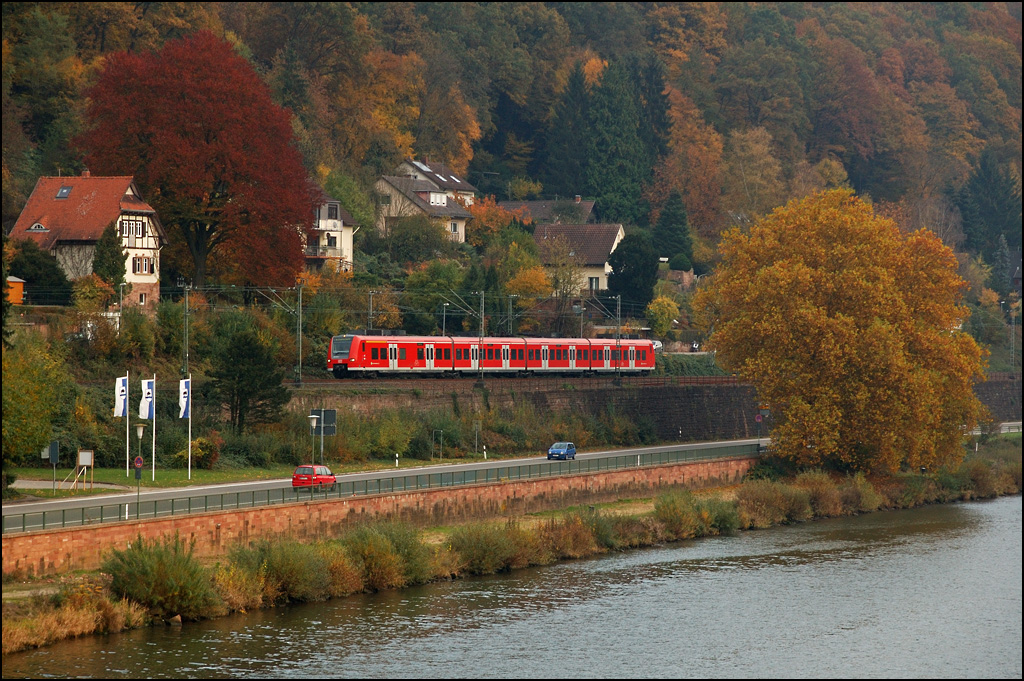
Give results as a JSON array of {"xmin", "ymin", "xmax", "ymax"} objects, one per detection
[
  {"xmin": 654, "ymin": 491, "xmax": 706, "ymax": 539},
  {"xmin": 780, "ymin": 485, "xmax": 813, "ymax": 522},
  {"xmin": 838, "ymin": 472, "xmax": 882, "ymax": 513},
  {"xmin": 962, "ymin": 459, "xmax": 998, "ymax": 498},
  {"xmin": 543, "ymin": 514, "xmax": 598, "ymax": 560},
  {"xmin": 735, "ymin": 480, "xmax": 789, "ymax": 529},
  {"xmin": 213, "ymin": 563, "xmax": 266, "ymax": 612},
  {"xmin": 449, "ymin": 522, "xmax": 520, "ymax": 575},
  {"xmin": 609, "ymin": 515, "xmax": 669, "ymax": 547},
  {"xmin": 793, "ymin": 470, "xmax": 844, "ymax": 517},
  {"xmin": 429, "ymin": 542, "xmax": 463, "ymax": 580},
  {"xmin": 316, "ymin": 543, "xmax": 364, "ymax": 597},
  {"xmin": 2, "ymin": 605, "xmax": 96, "ymax": 654},
  {"xmin": 344, "ymin": 527, "xmax": 406, "ymax": 591},
  {"xmin": 505, "ymin": 520, "xmax": 553, "ymax": 569}
]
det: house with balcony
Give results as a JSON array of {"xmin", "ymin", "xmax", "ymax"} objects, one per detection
[
  {"xmin": 306, "ymin": 188, "xmax": 358, "ymax": 273},
  {"xmin": 374, "ymin": 159, "xmax": 477, "ymax": 243},
  {"xmin": 534, "ymin": 223, "xmax": 625, "ymax": 294},
  {"xmin": 9, "ymin": 171, "xmax": 165, "ymax": 312}
]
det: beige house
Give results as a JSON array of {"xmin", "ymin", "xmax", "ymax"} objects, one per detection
[
  {"xmin": 9, "ymin": 171, "xmax": 165, "ymax": 312},
  {"xmin": 306, "ymin": 188, "xmax": 358, "ymax": 273},
  {"xmin": 534, "ymin": 223, "xmax": 625, "ymax": 293},
  {"xmin": 375, "ymin": 159, "xmax": 477, "ymax": 243}
]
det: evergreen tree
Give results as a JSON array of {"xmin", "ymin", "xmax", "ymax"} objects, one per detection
[
  {"xmin": 607, "ymin": 231, "xmax": 660, "ymax": 312},
  {"xmin": 92, "ymin": 221, "xmax": 126, "ymax": 291},
  {"xmin": 208, "ymin": 312, "xmax": 289, "ymax": 435},
  {"xmin": 8, "ymin": 239, "xmax": 72, "ymax": 306},
  {"xmin": 957, "ymin": 150, "xmax": 1022, "ymax": 270},
  {"xmin": 652, "ymin": 191, "xmax": 693, "ymax": 261},
  {"xmin": 542, "ymin": 63, "xmax": 590, "ymax": 200},
  {"xmin": 630, "ymin": 51, "xmax": 670, "ymax": 173},
  {"xmin": 585, "ymin": 61, "xmax": 650, "ymax": 225}
]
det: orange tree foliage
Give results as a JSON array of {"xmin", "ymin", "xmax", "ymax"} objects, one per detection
[
  {"xmin": 694, "ymin": 189, "xmax": 986, "ymax": 473},
  {"xmin": 465, "ymin": 196, "xmax": 529, "ymax": 249}
]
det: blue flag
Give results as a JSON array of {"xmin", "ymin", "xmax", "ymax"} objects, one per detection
[
  {"xmin": 179, "ymin": 378, "xmax": 191, "ymax": 419},
  {"xmin": 139, "ymin": 379, "xmax": 154, "ymax": 419},
  {"xmin": 114, "ymin": 376, "xmax": 128, "ymax": 417}
]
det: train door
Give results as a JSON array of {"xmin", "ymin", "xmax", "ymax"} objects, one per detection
[
  {"xmin": 542, "ymin": 345, "xmax": 549, "ymax": 371},
  {"xmin": 426, "ymin": 345, "xmax": 435, "ymax": 371},
  {"xmin": 388, "ymin": 343, "xmax": 399, "ymax": 370},
  {"xmin": 627, "ymin": 346, "xmax": 635, "ymax": 370},
  {"xmin": 502, "ymin": 344, "xmax": 510, "ymax": 370}
]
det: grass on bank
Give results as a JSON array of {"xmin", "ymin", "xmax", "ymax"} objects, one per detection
[{"xmin": 3, "ymin": 435, "xmax": 1021, "ymax": 656}]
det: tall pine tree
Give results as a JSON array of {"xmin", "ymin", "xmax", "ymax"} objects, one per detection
[
  {"xmin": 652, "ymin": 191, "xmax": 693, "ymax": 261},
  {"xmin": 542, "ymin": 63, "xmax": 590, "ymax": 200},
  {"xmin": 585, "ymin": 61, "xmax": 650, "ymax": 225},
  {"xmin": 92, "ymin": 221, "xmax": 126, "ymax": 291}
]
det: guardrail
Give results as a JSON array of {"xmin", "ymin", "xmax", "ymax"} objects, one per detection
[{"xmin": 2, "ymin": 442, "xmax": 758, "ymax": 535}]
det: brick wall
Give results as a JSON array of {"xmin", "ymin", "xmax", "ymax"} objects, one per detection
[{"xmin": 2, "ymin": 456, "xmax": 755, "ymax": 578}]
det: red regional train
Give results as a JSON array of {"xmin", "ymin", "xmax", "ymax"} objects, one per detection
[{"xmin": 328, "ymin": 334, "xmax": 657, "ymax": 378}]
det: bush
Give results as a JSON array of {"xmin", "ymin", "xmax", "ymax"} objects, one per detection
[
  {"xmin": 793, "ymin": 470, "xmax": 843, "ymax": 517},
  {"xmin": 654, "ymin": 491, "xmax": 706, "ymax": 539},
  {"xmin": 449, "ymin": 522, "xmax": 520, "ymax": 574},
  {"xmin": 543, "ymin": 514, "xmax": 598, "ymax": 559},
  {"xmin": 838, "ymin": 473, "xmax": 882, "ymax": 513},
  {"xmin": 316, "ymin": 543, "xmax": 364, "ymax": 597},
  {"xmin": 343, "ymin": 525, "xmax": 407, "ymax": 591},
  {"xmin": 103, "ymin": 533, "xmax": 220, "ymax": 620},
  {"xmin": 375, "ymin": 522, "xmax": 432, "ymax": 585},
  {"xmin": 668, "ymin": 253, "xmax": 692, "ymax": 271},
  {"xmin": 697, "ymin": 497, "xmax": 740, "ymax": 535},
  {"xmin": 247, "ymin": 540, "xmax": 330, "ymax": 604},
  {"xmin": 212, "ymin": 563, "xmax": 265, "ymax": 613},
  {"xmin": 735, "ymin": 480, "xmax": 789, "ymax": 529}
]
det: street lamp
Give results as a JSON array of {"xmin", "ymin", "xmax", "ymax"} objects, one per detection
[
  {"xmin": 443, "ymin": 302, "xmax": 450, "ymax": 336},
  {"xmin": 135, "ymin": 423, "xmax": 145, "ymax": 518},
  {"xmin": 118, "ymin": 282, "xmax": 127, "ymax": 335},
  {"xmin": 308, "ymin": 414, "xmax": 318, "ymax": 467}
]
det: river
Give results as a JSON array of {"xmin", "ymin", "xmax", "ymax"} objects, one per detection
[{"xmin": 3, "ymin": 496, "xmax": 1020, "ymax": 679}]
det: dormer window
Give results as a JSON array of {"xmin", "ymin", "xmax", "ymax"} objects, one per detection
[
  {"xmin": 55, "ymin": 186, "xmax": 72, "ymax": 199},
  {"xmin": 327, "ymin": 204, "xmax": 339, "ymax": 220},
  {"xmin": 28, "ymin": 222, "xmax": 47, "ymax": 231}
]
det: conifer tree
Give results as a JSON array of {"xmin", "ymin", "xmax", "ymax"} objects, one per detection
[
  {"xmin": 542, "ymin": 63, "xmax": 590, "ymax": 200},
  {"xmin": 92, "ymin": 221, "xmax": 126, "ymax": 291},
  {"xmin": 652, "ymin": 191, "xmax": 693, "ymax": 261},
  {"xmin": 585, "ymin": 61, "xmax": 650, "ymax": 225}
]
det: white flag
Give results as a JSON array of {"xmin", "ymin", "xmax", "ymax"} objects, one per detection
[
  {"xmin": 179, "ymin": 379, "xmax": 191, "ymax": 419},
  {"xmin": 139, "ymin": 379, "xmax": 154, "ymax": 419},
  {"xmin": 114, "ymin": 376, "xmax": 128, "ymax": 417}
]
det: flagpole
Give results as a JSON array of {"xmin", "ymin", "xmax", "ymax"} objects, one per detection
[
  {"xmin": 151, "ymin": 372, "xmax": 157, "ymax": 482},
  {"xmin": 125, "ymin": 371, "xmax": 130, "ymax": 477},
  {"xmin": 188, "ymin": 373, "xmax": 192, "ymax": 481}
]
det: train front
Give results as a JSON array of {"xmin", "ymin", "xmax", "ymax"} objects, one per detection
[{"xmin": 328, "ymin": 334, "xmax": 355, "ymax": 377}]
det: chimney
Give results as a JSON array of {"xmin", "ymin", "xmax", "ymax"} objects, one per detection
[
  {"xmin": 82, "ymin": 169, "xmax": 91, "ymax": 178},
  {"xmin": 574, "ymin": 195, "xmax": 581, "ymax": 204}
]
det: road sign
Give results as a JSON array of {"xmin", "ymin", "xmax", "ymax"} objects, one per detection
[
  {"xmin": 755, "ymin": 414, "xmax": 763, "ymax": 423},
  {"xmin": 310, "ymin": 408, "xmax": 337, "ymax": 436},
  {"xmin": 134, "ymin": 456, "xmax": 144, "ymax": 469}
]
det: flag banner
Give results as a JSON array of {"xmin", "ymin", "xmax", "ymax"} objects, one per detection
[
  {"xmin": 139, "ymin": 379, "xmax": 154, "ymax": 419},
  {"xmin": 179, "ymin": 379, "xmax": 191, "ymax": 419},
  {"xmin": 114, "ymin": 376, "xmax": 128, "ymax": 417}
]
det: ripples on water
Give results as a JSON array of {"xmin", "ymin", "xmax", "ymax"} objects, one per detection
[{"xmin": 4, "ymin": 496, "xmax": 1020, "ymax": 679}]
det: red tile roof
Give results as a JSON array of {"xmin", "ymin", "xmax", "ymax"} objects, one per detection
[{"xmin": 10, "ymin": 174, "xmax": 159, "ymax": 251}]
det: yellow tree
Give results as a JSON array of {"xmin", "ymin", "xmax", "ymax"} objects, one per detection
[
  {"xmin": 646, "ymin": 295, "xmax": 681, "ymax": 338},
  {"xmin": 694, "ymin": 189, "xmax": 986, "ymax": 473}
]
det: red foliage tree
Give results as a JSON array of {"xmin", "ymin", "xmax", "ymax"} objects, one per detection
[{"xmin": 77, "ymin": 31, "xmax": 318, "ymax": 287}]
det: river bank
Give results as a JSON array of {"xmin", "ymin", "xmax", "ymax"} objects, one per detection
[{"xmin": 3, "ymin": 437, "xmax": 1020, "ymax": 657}]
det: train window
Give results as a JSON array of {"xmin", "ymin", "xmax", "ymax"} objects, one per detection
[
  {"xmin": 528, "ymin": 349, "xmax": 534, "ymax": 361},
  {"xmin": 417, "ymin": 348, "xmax": 424, "ymax": 360},
  {"xmin": 543, "ymin": 349, "xmax": 548, "ymax": 360},
  {"xmin": 605, "ymin": 348, "xmax": 610, "ymax": 360},
  {"xmin": 472, "ymin": 348, "xmax": 477, "ymax": 360},
  {"xmin": 456, "ymin": 348, "xmax": 462, "ymax": 360},
  {"xmin": 445, "ymin": 348, "xmax": 451, "ymax": 360},
  {"xmin": 399, "ymin": 348, "xmax": 406, "ymax": 360},
  {"xmin": 371, "ymin": 348, "xmax": 379, "ymax": 360},
  {"xmin": 583, "ymin": 349, "xmax": 589, "ymax": 360},
  {"xmin": 518, "ymin": 348, "xmax": 523, "ymax": 360}
]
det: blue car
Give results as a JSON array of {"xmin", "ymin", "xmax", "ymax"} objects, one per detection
[{"xmin": 547, "ymin": 442, "xmax": 576, "ymax": 460}]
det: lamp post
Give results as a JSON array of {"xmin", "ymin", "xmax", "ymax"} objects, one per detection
[
  {"xmin": 443, "ymin": 302, "xmax": 449, "ymax": 336},
  {"xmin": 135, "ymin": 423, "xmax": 144, "ymax": 518},
  {"xmin": 308, "ymin": 414, "xmax": 318, "ymax": 467},
  {"xmin": 118, "ymin": 283, "xmax": 127, "ymax": 335},
  {"xmin": 508, "ymin": 295, "xmax": 518, "ymax": 335}
]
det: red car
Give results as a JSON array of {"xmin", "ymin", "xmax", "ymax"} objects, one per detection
[{"xmin": 291, "ymin": 465, "xmax": 336, "ymax": 491}]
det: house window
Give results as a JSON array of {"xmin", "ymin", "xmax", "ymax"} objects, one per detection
[
  {"xmin": 132, "ymin": 256, "xmax": 154, "ymax": 274},
  {"xmin": 28, "ymin": 222, "xmax": 47, "ymax": 231},
  {"xmin": 450, "ymin": 222, "xmax": 458, "ymax": 233},
  {"xmin": 378, "ymin": 193, "xmax": 391, "ymax": 205},
  {"xmin": 55, "ymin": 186, "xmax": 72, "ymax": 199},
  {"xmin": 327, "ymin": 234, "xmax": 337, "ymax": 248},
  {"xmin": 430, "ymin": 192, "xmax": 446, "ymax": 206},
  {"xmin": 589, "ymin": 277, "xmax": 600, "ymax": 290},
  {"xmin": 139, "ymin": 293, "xmax": 146, "ymax": 305},
  {"xmin": 327, "ymin": 204, "xmax": 339, "ymax": 220}
]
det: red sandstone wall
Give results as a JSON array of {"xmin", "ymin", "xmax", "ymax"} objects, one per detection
[{"xmin": 3, "ymin": 457, "xmax": 755, "ymax": 578}]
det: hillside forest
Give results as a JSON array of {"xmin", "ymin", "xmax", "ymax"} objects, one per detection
[{"xmin": 1, "ymin": 3, "xmax": 1021, "ymax": 482}]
